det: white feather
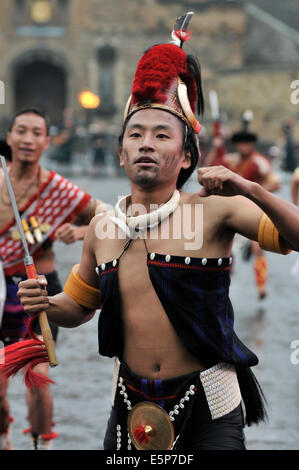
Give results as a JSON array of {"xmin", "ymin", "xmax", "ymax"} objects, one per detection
[
  {"xmin": 169, "ymin": 11, "xmax": 194, "ymax": 46},
  {"xmin": 180, "ymin": 11, "xmax": 194, "ymax": 35}
]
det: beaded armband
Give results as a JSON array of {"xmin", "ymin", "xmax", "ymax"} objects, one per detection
[
  {"xmin": 258, "ymin": 213, "xmax": 291, "ymax": 255},
  {"xmin": 64, "ymin": 264, "xmax": 101, "ymax": 310}
]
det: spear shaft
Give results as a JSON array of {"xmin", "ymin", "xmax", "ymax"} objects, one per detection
[{"xmin": 0, "ymin": 155, "xmax": 58, "ymax": 367}]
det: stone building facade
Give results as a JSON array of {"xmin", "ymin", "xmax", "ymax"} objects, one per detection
[{"xmin": 0, "ymin": 0, "xmax": 298, "ymax": 142}]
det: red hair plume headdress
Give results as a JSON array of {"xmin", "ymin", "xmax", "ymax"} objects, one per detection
[{"xmin": 124, "ymin": 12, "xmax": 204, "ymax": 134}]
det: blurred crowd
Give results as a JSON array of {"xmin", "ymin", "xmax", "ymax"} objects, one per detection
[{"xmin": 1, "ymin": 108, "xmax": 298, "ymax": 177}]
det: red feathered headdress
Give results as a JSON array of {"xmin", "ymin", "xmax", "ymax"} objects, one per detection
[{"xmin": 124, "ymin": 12, "xmax": 204, "ymax": 134}]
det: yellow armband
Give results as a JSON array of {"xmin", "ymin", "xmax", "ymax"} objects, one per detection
[
  {"xmin": 293, "ymin": 167, "xmax": 299, "ymax": 183},
  {"xmin": 64, "ymin": 264, "xmax": 101, "ymax": 310},
  {"xmin": 258, "ymin": 213, "xmax": 291, "ymax": 255}
]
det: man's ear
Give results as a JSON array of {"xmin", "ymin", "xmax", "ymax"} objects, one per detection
[
  {"xmin": 118, "ymin": 147, "xmax": 125, "ymax": 167},
  {"xmin": 182, "ymin": 149, "xmax": 192, "ymax": 170}
]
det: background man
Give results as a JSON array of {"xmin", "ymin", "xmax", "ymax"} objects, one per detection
[
  {"xmin": 0, "ymin": 108, "xmax": 104, "ymax": 450},
  {"xmin": 207, "ymin": 130, "xmax": 280, "ymax": 299}
]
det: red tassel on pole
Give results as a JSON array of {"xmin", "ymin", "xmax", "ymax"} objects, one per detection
[{"xmin": 0, "ymin": 317, "xmax": 55, "ymax": 388}]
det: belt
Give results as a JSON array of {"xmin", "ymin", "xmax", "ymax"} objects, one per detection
[{"xmin": 111, "ymin": 359, "xmax": 241, "ymax": 450}]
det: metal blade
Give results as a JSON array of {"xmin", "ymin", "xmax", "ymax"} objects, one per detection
[{"xmin": 0, "ymin": 155, "xmax": 31, "ymax": 262}]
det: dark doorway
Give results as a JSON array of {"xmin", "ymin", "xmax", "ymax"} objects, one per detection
[{"xmin": 14, "ymin": 60, "xmax": 66, "ymax": 126}]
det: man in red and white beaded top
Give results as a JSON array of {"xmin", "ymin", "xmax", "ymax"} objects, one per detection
[{"xmin": 0, "ymin": 108, "xmax": 105, "ymax": 450}]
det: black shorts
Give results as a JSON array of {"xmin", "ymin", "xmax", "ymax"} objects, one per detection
[
  {"xmin": 1, "ymin": 270, "xmax": 61, "ymax": 346},
  {"xmin": 103, "ymin": 402, "xmax": 246, "ymax": 451},
  {"xmin": 178, "ymin": 402, "xmax": 246, "ymax": 450}
]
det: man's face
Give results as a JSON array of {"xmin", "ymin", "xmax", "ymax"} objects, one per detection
[
  {"xmin": 7, "ymin": 113, "xmax": 50, "ymax": 164},
  {"xmin": 236, "ymin": 141, "xmax": 255, "ymax": 157},
  {"xmin": 119, "ymin": 109, "xmax": 191, "ymax": 188}
]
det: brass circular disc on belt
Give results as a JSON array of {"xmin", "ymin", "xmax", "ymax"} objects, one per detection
[{"xmin": 127, "ymin": 402, "xmax": 175, "ymax": 450}]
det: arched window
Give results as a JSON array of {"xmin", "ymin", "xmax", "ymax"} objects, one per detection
[{"xmin": 14, "ymin": 59, "xmax": 67, "ymax": 125}]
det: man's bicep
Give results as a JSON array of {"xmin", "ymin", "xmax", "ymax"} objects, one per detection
[{"xmin": 225, "ymin": 196, "xmax": 263, "ymax": 241}]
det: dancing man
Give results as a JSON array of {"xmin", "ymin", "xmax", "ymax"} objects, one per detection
[{"xmin": 17, "ymin": 15, "xmax": 299, "ymax": 450}]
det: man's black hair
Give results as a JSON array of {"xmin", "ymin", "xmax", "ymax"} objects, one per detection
[
  {"xmin": 177, "ymin": 124, "xmax": 200, "ymax": 189},
  {"xmin": 231, "ymin": 130, "xmax": 257, "ymax": 144},
  {"xmin": 118, "ymin": 117, "xmax": 200, "ymax": 190},
  {"xmin": 8, "ymin": 108, "xmax": 50, "ymax": 136},
  {"xmin": 0, "ymin": 139, "xmax": 12, "ymax": 162}
]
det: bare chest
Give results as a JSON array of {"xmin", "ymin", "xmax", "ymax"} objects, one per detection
[{"xmin": 0, "ymin": 170, "xmax": 49, "ymax": 231}]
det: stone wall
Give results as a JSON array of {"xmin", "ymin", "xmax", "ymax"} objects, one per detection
[
  {"xmin": 211, "ymin": 66, "xmax": 299, "ymax": 141},
  {"xmin": 0, "ymin": 0, "xmax": 298, "ymax": 144}
]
